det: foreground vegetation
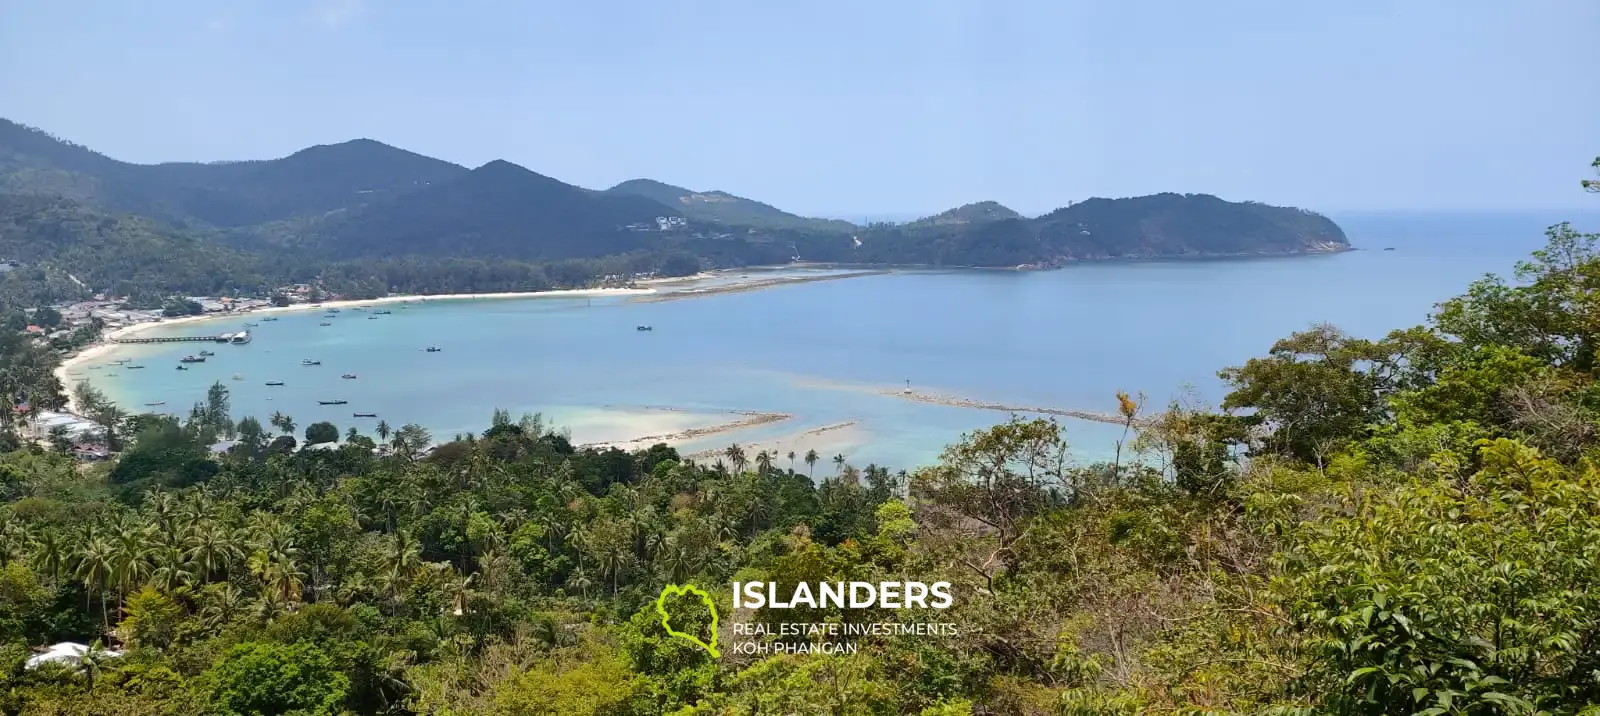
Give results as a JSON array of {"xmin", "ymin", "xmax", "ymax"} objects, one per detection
[{"xmin": 0, "ymin": 169, "xmax": 1595, "ymax": 715}]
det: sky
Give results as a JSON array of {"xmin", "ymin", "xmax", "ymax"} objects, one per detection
[{"xmin": 1, "ymin": 0, "xmax": 1595, "ymax": 218}]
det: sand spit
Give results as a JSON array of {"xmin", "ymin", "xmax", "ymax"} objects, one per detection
[
  {"xmin": 683, "ymin": 421, "xmax": 860, "ymax": 462},
  {"xmin": 632, "ymin": 270, "xmax": 889, "ymax": 303},
  {"xmin": 580, "ymin": 410, "xmax": 792, "ymax": 451},
  {"xmin": 881, "ymin": 388, "xmax": 1148, "ymax": 427}
]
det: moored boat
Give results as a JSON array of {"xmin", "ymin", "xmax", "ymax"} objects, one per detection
[
  {"xmin": 265, "ymin": 381, "xmax": 285, "ymax": 386},
  {"xmin": 353, "ymin": 412, "xmax": 378, "ymax": 418},
  {"xmin": 302, "ymin": 359, "xmax": 321, "ymax": 366},
  {"xmin": 318, "ymin": 399, "xmax": 348, "ymax": 406},
  {"xmin": 341, "ymin": 374, "xmax": 357, "ymax": 379},
  {"xmin": 180, "ymin": 355, "xmax": 205, "ymax": 363}
]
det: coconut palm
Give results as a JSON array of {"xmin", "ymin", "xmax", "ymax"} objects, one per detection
[
  {"xmin": 804, "ymin": 449, "xmax": 819, "ymax": 477},
  {"xmin": 833, "ymin": 453, "xmax": 847, "ymax": 475},
  {"xmin": 185, "ymin": 522, "xmax": 243, "ymax": 582},
  {"xmin": 723, "ymin": 443, "xmax": 746, "ymax": 475}
]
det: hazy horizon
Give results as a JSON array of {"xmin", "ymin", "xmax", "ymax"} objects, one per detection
[{"xmin": 3, "ymin": 0, "xmax": 1594, "ymax": 218}]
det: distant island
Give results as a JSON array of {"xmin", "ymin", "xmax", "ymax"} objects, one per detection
[{"xmin": 0, "ymin": 118, "xmax": 1347, "ymax": 304}]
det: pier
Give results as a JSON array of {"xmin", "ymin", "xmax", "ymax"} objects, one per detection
[{"xmin": 111, "ymin": 330, "xmax": 252, "ymax": 345}]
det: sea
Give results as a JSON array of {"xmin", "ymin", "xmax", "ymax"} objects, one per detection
[{"xmin": 83, "ymin": 211, "xmax": 1596, "ymax": 473}]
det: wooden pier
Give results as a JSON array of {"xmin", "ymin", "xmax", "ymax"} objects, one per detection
[
  {"xmin": 112, "ymin": 335, "xmax": 233, "ymax": 344},
  {"xmin": 111, "ymin": 330, "xmax": 252, "ymax": 345}
]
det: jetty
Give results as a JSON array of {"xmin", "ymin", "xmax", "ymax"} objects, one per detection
[{"xmin": 112, "ymin": 330, "xmax": 252, "ymax": 345}]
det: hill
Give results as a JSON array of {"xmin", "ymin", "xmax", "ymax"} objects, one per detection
[
  {"xmin": 850, "ymin": 193, "xmax": 1346, "ymax": 267},
  {"xmin": 606, "ymin": 178, "xmax": 856, "ymax": 232},
  {"xmin": 905, "ymin": 201, "xmax": 1023, "ymax": 228},
  {"xmin": 0, "ymin": 117, "xmax": 1350, "ymax": 289},
  {"xmin": 0, "ymin": 193, "xmax": 273, "ymax": 303},
  {"xmin": 304, "ymin": 161, "xmax": 677, "ymax": 261},
  {"xmin": 0, "ymin": 119, "xmax": 466, "ymax": 227}
]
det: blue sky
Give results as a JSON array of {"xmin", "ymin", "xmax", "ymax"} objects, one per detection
[{"xmin": 1, "ymin": 0, "xmax": 1595, "ymax": 217}]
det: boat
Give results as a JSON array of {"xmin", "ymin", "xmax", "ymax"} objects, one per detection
[
  {"xmin": 353, "ymin": 412, "xmax": 378, "ymax": 418},
  {"xmin": 326, "ymin": 308, "xmax": 341, "ymax": 313},
  {"xmin": 231, "ymin": 374, "xmax": 243, "ymax": 381},
  {"xmin": 126, "ymin": 365, "xmax": 146, "ymax": 369},
  {"xmin": 301, "ymin": 359, "xmax": 321, "ymax": 366},
  {"xmin": 89, "ymin": 366, "xmax": 102, "ymax": 370},
  {"xmin": 425, "ymin": 346, "xmax": 442, "ymax": 352},
  {"xmin": 319, "ymin": 322, "xmax": 331, "ymax": 327},
  {"xmin": 175, "ymin": 366, "xmax": 187, "ymax": 371},
  {"xmin": 144, "ymin": 401, "xmax": 165, "ymax": 406},
  {"xmin": 265, "ymin": 381, "xmax": 285, "ymax": 386},
  {"xmin": 636, "ymin": 325, "xmax": 653, "ymax": 331},
  {"xmin": 179, "ymin": 355, "xmax": 205, "ymax": 363},
  {"xmin": 243, "ymin": 322, "xmax": 259, "ymax": 327},
  {"xmin": 374, "ymin": 310, "xmax": 392, "ymax": 315},
  {"xmin": 1383, "ymin": 247, "xmax": 1397, "ymax": 251},
  {"xmin": 367, "ymin": 316, "xmax": 379, "ymax": 320},
  {"xmin": 318, "ymin": 400, "xmax": 348, "ymax": 406},
  {"xmin": 341, "ymin": 374, "xmax": 357, "ymax": 379},
  {"xmin": 261, "ymin": 316, "xmax": 279, "ymax": 322},
  {"xmin": 199, "ymin": 350, "xmax": 215, "ymax": 357}
]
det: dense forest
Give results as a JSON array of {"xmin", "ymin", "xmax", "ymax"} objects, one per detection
[
  {"xmin": 0, "ymin": 160, "xmax": 1591, "ymax": 714},
  {"xmin": 0, "ymin": 118, "xmax": 1347, "ymax": 303}
]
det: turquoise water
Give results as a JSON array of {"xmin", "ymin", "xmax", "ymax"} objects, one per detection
[{"xmin": 85, "ymin": 213, "xmax": 1583, "ymax": 471}]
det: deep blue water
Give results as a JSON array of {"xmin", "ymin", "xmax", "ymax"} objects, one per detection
[{"xmin": 86, "ymin": 211, "xmax": 1593, "ymax": 472}]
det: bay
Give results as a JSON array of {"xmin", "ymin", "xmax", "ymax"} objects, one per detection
[{"xmin": 89, "ymin": 212, "xmax": 1580, "ymax": 471}]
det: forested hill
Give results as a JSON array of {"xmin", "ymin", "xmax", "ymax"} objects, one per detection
[
  {"xmin": 0, "ymin": 117, "xmax": 1348, "ymax": 298},
  {"xmin": 605, "ymin": 178, "xmax": 858, "ymax": 233}
]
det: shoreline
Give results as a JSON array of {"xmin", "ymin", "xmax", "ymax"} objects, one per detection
[{"xmin": 51, "ymin": 286, "xmax": 654, "ymax": 415}]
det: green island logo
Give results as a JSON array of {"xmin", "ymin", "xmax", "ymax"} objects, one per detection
[{"xmin": 656, "ymin": 584, "xmax": 721, "ymax": 658}]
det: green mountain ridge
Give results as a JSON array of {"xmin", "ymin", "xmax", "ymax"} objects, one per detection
[{"xmin": 0, "ymin": 117, "xmax": 1349, "ymax": 297}]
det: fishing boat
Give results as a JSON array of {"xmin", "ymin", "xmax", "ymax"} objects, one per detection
[
  {"xmin": 243, "ymin": 322, "xmax": 259, "ymax": 327},
  {"xmin": 318, "ymin": 399, "xmax": 348, "ymax": 406},
  {"xmin": 353, "ymin": 412, "xmax": 377, "ymax": 418},
  {"xmin": 367, "ymin": 316, "xmax": 379, "ymax": 320},
  {"xmin": 261, "ymin": 317, "xmax": 279, "ymax": 322},
  {"xmin": 265, "ymin": 381, "xmax": 285, "ymax": 386},
  {"xmin": 636, "ymin": 325, "xmax": 653, "ymax": 331},
  {"xmin": 327, "ymin": 308, "xmax": 341, "ymax": 313},
  {"xmin": 374, "ymin": 310, "xmax": 392, "ymax": 315},
  {"xmin": 175, "ymin": 366, "xmax": 187, "ymax": 371},
  {"xmin": 145, "ymin": 401, "xmax": 165, "ymax": 406},
  {"xmin": 301, "ymin": 359, "xmax": 321, "ymax": 366},
  {"xmin": 319, "ymin": 322, "xmax": 331, "ymax": 327},
  {"xmin": 341, "ymin": 374, "xmax": 357, "ymax": 380},
  {"xmin": 425, "ymin": 346, "xmax": 442, "ymax": 352},
  {"xmin": 179, "ymin": 355, "xmax": 205, "ymax": 363},
  {"xmin": 126, "ymin": 365, "xmax": 146, "ymax": 369},
  {"xmin": 199, "ymin": 350, "xmax": 215, "ymax": 357}
]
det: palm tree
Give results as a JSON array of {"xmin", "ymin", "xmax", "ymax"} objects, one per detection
[
  {"xmin": 804, "ymin": 449, "xmax": 819, "ymax": 477},
  {"xmin": 787, "ymin": 450, "xmax": 796, "ymax": 472},
  {"xmin": 375, "ymin": 420, "xmax": 392, "ymax": 442},
  {"xmin": 73, "ymin": 539, "xmax": 116, "ymax": 627},
  {"xmin": 185, "ymin": 522, "xmax": 243, "ymax": 582},
  {"xmin": 833, "ymin": 453, "xmax": 847, "ymax": 475},
  {"xmin": 30, "ymin": 530, "xmax": 68, "ymax": 585},
  {"xmin": 568, "ymin": 568, "xmax": 593, "ymax": 599},
  {"xmin": 723, "ymin": 443, "xmax": 747, "ymax": 475},
  {"xmin": 755, "ymin": 450, "xmax": 773, "ymax": 477},
  {"xmin": 269, "ymin": 411, "xmax": 295, "ymax": 436}
]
